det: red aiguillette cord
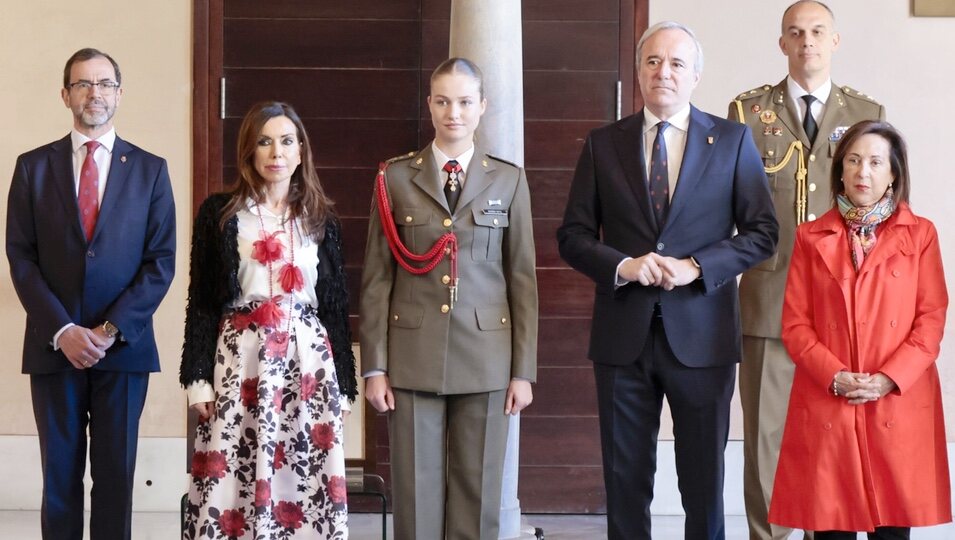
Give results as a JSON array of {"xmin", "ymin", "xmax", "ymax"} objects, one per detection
[{"xmin": 375, "ymin": 162, "xmax": 458, "ymax": 287}]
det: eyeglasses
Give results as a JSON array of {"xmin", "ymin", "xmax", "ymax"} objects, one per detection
[{"xmin": 66, "ymin": 81, "xmax": 120, "ymax": 95}]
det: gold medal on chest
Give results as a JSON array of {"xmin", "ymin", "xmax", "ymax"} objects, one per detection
[{"xmin": 759, "ymin": 110, "xmax": 777, "ymax": 124}]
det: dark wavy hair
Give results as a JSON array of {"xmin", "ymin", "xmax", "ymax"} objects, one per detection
[
  {"xmin": 219, "ymin": 101, "xmax": 334, "ymax": 241},
  {"xmin": 830, "ymin": 120, "xmax": 910, "ymax": 207}
]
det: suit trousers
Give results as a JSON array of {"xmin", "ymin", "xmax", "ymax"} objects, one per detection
[
  {"xmin": 389, "ymin": 387, "xmax": 508, "ymax": 540},
  {"xmin": 594, "ymin": 316, "xmax": 735, "ymax": 540},
  {"xmin": 739, "ymin": 336, "xmax": 807, "ymax": 540},
  {"xmin": 31, "ymin": 369, "xmax": 149, "ymax": 540}
]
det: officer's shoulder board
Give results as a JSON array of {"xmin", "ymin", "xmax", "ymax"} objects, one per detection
[
  {"xmin": 839, "ymin": 86, "xmax": 882, "ymax": 106},
  {"xmin": 385, "ymin": 150, "xmax": 417, "ymax": 165},
  {"xmin": 736, "ymin": 84, "xmax": 774, "ymax": 101},
  {"xmin": 485, "ymin": 153, "xmax": 519, "ymax": 168}
]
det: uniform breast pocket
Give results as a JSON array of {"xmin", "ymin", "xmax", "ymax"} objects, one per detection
[
  {"xmin": 393, "ymin": 207, "xmax": 432, "ymax": 252},
  {"xmin": 471, "ymin": 208, "xmax": 509, "ymax": 261}
]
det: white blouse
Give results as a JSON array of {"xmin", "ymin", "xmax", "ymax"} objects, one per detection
[{"xmin": 234, "ymin": 201, "xmax": 319, "ymax": 308}]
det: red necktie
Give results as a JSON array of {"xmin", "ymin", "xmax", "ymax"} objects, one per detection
[
  {"xmin": 443, "ymin": 159, "xmax": 463, "ymax": 212},
  {"xmin": 79, "ymin": 140, "xmax": 101, "ymax": 242}
]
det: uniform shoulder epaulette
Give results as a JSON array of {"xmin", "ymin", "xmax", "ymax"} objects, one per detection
[
  {"xmin": 736, "ymin": 84, "xmax": 774, "ymax": 100},
  {"xmin": 486, "ymin": 153, "xmax": 519, "ymax": 168},
  {"xmin": 385, "ymin": 151, "xmax": 416, "ymax": 165},
  {"xmin": 839, "ymin": 86, "xmax": 881, "ymax": 105}
]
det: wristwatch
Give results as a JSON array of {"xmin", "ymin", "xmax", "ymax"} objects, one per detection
[{"xmin": 101, "ymin": 321, "xmax": 120, "ymax": 339}]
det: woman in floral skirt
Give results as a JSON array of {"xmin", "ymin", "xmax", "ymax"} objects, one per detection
[{"xmin": 180, "ymin": 101, "xmax": 357, "ymax": 539}]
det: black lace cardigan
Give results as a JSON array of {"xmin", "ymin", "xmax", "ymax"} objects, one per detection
[{"xmin": 179, "ymin": 193, "xmax": 357, "ymax": 401}]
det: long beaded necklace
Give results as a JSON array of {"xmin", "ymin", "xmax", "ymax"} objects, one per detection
[{"xmin": 250, "ymin": 203, "xmax": 305, "ymax": 357}]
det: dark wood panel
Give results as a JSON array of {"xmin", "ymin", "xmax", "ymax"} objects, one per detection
[
  {"xmin": 528, "ymin": 366, "xmax": 598, "ymax": 417},
  {"xmin": 519, "ymin": 466, "xmax": 606, "ymax": 513},
  {"xmin": 224, "ymin": 69, "xmax": 419, "ymax": 120},
  {"xmin": 538, "ymin": 318, "xmax": 592, "ymax": 367},
  {"xmin": 421, "ymin": 0, "xmax": 450, "ymax": 20},
  {"xmin": 224, "ymin": 20, "xmax": 420, "ymax": 69},
  {"xmin": 421, "ymin": 19, "xmax": 450, "ymax": 70},
  {"xmin": 528, "ymin": 169, "xmax": 574, "ymax": 219},
  {"xmin": 339, "ymin": 217, "xmax": 369, "ymax": 267},
  {"xmin": 537, "ymin": 269, "xmax": 596, "ymax": 318},
  {"xmin": 226, "ymin": 0, "xmax": 418, "ymax": 19},
  {"xmin": 524, "ymin": 120, "xmax": 605, "ymax": 169},
  {"xmin": 524, "ymin": 0, "xmax": 618, "ymax": 21},
  {"xmin": 533, "ymin": 218, "xmax": 564, "ymax": 268},
  {"xmin": 222, "ymin": 118, "xmax": 419, "ymax": 169},
  {"xmin": 521, "ymin": 417, "xmax": 602, "ymax": 467},
  {"xmin": 319, "ymin": 168, "xmax": 377, "ymax": 218},
  {"xmin": 524, "ymin": 21, "xmax": 619, "ymax": 71},
  {"xmin": 524, "ymin": 71, "xmax": 617, "ymax": 121}
]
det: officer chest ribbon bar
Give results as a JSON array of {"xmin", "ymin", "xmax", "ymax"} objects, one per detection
[{"xmin": 375, "ymin": 162, "xmax": 459, "ymax": 308}]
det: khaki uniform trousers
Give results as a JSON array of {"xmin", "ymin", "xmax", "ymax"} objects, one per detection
[{"xmin": 389, "ymin": 388, "xmax": 508, "ymax": 540}]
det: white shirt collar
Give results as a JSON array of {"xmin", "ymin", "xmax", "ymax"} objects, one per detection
[
  {"xmin": 786, "ymin": 76, "xmax": 832, "ymax": 105},
  {"xmin": 71, "ymin": 128, "xmax": 116, "ymax": 154},
  {"xmin": 431, "ymin": 141, "xmax": 475, "ymax": 173},
  {"xmin": 643, "ymin": 105, "xmax": 691, "ymax": 134}
]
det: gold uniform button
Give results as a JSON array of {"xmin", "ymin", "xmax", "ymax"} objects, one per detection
[
  {"xmin": 808, "ymin": 213, "xmax": 817, "ymax": 221},
  {"xmin": 443, "ymin": 218, "xmax": 452, "ymax": 228},
  {"xmin": 767, "ymin": 150, "xmax": 775, "ymax": 157},
  {"xmin": 445, "ymin": 247, "xmax": 452, "ymax": 255},
  {"xmin": 501, "ymin": 317, "xmax": 507, "ymax": 324},
  {"xmin": 393, "ymin": 314, "xmax": 399, "ymax": 321},
  {"xmin": 809, "ymin": 154, "xmax": 816, "ymax": 162},
  {"xmin": 493, "ymin": 218, "xmax": 499, "ymax": 226},
  {"xmin": 405, "ymin": 216, "xmax": 413, "ymax": 223},
  {"xmin": 809, "ymin": 183, "xmax": 817, "ymax": 192},
  {"xmin": 441, "ymin": 275, "xmax": 451, "ymax": 285},
  {"xmin": 441, "ymin": 304, "xmax": 450, "ymax": 313}
]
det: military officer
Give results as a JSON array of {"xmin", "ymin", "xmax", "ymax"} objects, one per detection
[
  {"xmin": 360, "ymin": 57, "xmax": 538, "ymax": 540},
  {"xmin": 728, "ymin": 2, "xmax": 885, "ymax": 539}
]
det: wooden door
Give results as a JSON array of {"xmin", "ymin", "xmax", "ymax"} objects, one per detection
[{"xmin": 193, "ymin": 0, "xmax": 648, "ymax": 513}]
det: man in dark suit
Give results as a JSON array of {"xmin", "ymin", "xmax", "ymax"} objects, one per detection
[
  {"xmin": 557, "ymin": 22, "xmax": 778, "ymax": 540},
  {"xmin": 5, "ymin": 48, "xmax": 176, "ymax": 540}
]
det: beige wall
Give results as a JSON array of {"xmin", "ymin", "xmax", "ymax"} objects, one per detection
[
  {"xmin": 0, "ymin": 0, "xmax": 192, "ymax": 437},
  {"xmin": 650, "ymin": 0, "xmax": 955, "ymax": 439}
]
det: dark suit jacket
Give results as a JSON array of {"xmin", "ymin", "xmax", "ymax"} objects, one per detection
[
  {"xmin": 557, "ymin": 106, "xmax": 778, "ymax": 368},
  {"xmin": 6, "ymin": 134, "xmax": 176, "ymax": 374}
]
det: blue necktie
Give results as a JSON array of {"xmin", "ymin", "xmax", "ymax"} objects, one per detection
[{"xmin": 649, "ymin": 121, "xmax": 670, "ymax": 227}]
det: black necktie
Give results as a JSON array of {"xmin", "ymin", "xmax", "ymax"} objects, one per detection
[
  {"xmin": 801, "ymin": 94, "xmax": 818, "ymax": 146},
  {"xmin": 649, "ymin": 121, "xmax": 670, "ymax": 227},
  {"xmin": 443, "ymin": 160, "xmax": 462, "ymax": 212}
]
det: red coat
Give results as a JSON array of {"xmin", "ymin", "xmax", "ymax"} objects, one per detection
[{"xmin": 769, "ymin": 203, "xmax": 951, "ymax": 531}]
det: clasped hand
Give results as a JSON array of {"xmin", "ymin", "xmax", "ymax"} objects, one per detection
[
  {"xmin": 59, "ymin": 325, "xmax": 115, "ymax": 370},
  {"xmin": 619, "ymin": 252, "xmax": 700, "ymax": 290},
  {"xmin": 833, "ymin": 371, "xmax": 897, "ymax": 405}
]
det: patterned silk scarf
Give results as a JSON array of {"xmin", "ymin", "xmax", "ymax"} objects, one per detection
[{"xmin": 836, "ymin": 187, "xmax": 895, "ymax": 271}]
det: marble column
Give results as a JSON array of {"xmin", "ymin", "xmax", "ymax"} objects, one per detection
[{"xmin": 449, "ymin": 2, "xmax": 534, "ymax": 539}]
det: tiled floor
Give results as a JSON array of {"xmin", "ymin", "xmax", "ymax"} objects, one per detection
[{"xmin": 1, "ymin": 511, "xmax": 951, "ymax": 539}]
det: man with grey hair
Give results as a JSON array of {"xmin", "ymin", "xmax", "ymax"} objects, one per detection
[
  {"xmin": 729, "ymin": 3, "xmax": 884, "ymax": 538},
  {"xmin": 559, "ymin": 21, "xmax": 777, "ymax": 540}
]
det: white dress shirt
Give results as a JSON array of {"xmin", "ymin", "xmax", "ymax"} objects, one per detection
[{"xmin": 787, "ymin": 76, "xmax": 832, "ymax": 128}]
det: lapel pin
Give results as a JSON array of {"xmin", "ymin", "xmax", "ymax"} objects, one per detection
[
  {"xmin": 763, "ymin": 126, "xmax": 773, "ymax": 136},
  {"xmin": 482, "ymin": 159, "xmax": 488, "ymax": 167},
  {"xmin": 760, "ymin": 110, "xmax": 777, "ymax": 124},
  {"xmin": 751, "ymin": 104, "xmax": 761, "ymax": 113},
  {"xmin": 773, "ymin": 127, "xmax": 783, "ymax": 136},
  {"xmin": 120, "ymin": 155, "xmax": 127, "ymax": 163},
  {"xmin": 707, "ymin": 136, "xmax": 714, "ymax": 144},
  {"xmin": 415, "ymin": 157, "xmax": 423, "ymax": 165}
]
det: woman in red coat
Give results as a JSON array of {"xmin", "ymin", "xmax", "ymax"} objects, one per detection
[{"xmin": 769, "ymin": 120, "xmax": 950, "ymax": 539}]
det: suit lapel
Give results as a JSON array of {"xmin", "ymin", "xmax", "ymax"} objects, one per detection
[
  {"xmin": 666, "ymin": 106, "xmax": 717, "ymax": 228},
  {"xmin": 408, "ymin": 146, "xmax": 450, "ymax": 213},
  {"xmin": 93, "ymin": 136, "xmax": 133, "ymax": 243},
  {"xmin": 814, "ymin": 84, "xmax": 848, "ymax": 150},
  {"xmin": 610, "ymin": 113, "xmax": 657, "ymax": 234},
  {"xmin": 49, "ymin": 135, "xmax": 87, "ymax": 243},
  {"xmin": 775, "ymin": 80, "xmax": 810, "ymax": 147},
  {"xmin": 456, "ymin": 149, "xmax": 495, "ymax": 215}
]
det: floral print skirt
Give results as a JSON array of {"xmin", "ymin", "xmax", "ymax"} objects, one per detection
[{"xmin": 184, "ymin": 301, "xmax": 348, "ymax": 539}]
